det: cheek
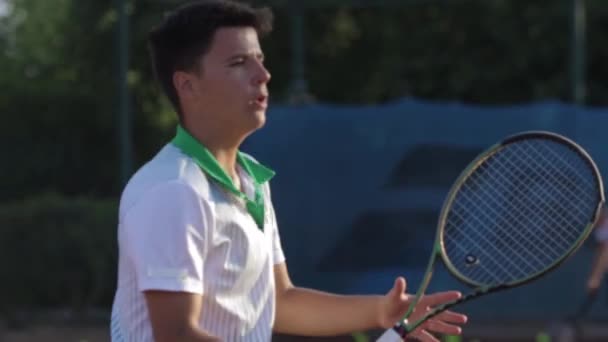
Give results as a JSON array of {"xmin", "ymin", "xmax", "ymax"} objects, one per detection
[{"xmin": 206, "ymin": 71, "xmax": 248, "ymax": 98}]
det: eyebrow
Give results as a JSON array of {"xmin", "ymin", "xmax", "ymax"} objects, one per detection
[{"xmin": 226, "ymin": 52, "xmax": 265, "ymax": 63}]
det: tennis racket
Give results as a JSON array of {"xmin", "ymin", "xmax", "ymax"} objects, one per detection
[{"xmin": 377, "ymin": 131, "xmax": 605, "ymax": 341}]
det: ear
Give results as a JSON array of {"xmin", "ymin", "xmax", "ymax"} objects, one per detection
[{"xmin": 173, "ymin": 71, "xmax": 196, "ymax": 99}]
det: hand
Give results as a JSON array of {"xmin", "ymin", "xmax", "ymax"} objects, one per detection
[{"xmin": 378, "ymin": 277, "xmax": 468, "ymax": 342}]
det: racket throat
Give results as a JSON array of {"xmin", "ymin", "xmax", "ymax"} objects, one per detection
[
  {"xmin": 409, "ymin": 285, "xmax": 503, "ymax": 333},
  {"xmin": 401, "ymin": 248, "xmax": 442, "ymax": 321}
]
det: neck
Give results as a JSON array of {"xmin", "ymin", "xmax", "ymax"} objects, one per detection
[{"xmin": 183, "ymin": 120, "xmax": 243, "ymax": 184}]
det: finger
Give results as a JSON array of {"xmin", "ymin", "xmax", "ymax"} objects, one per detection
[
  {"xmin": 390, "ymin": 277, "xmax": 407, "ymax": 300},
  {"xmin": 395, "ymin": 277, "xmax": 407, "ymax": 294},
  {"xmin": 422, "ymin": 319, "xmax": 463, "ymax": 336},
  {"xmin": 420, "ymin": 291, "xmax": 462, "ymax": 307},
  {"xmin": 408, "ymin": 329, "xmax": 440, "ymax": 342},
  {"xmin": 433, "ymin": 310, "xmax": 468, "ymax": 324}
]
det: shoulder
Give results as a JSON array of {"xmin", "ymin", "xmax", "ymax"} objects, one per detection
[{"xmin": 119, "ymin": 144, "xmax": 212, "ymax": 218}]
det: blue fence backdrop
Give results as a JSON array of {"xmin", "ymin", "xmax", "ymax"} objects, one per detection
[{"xmin": 243, "ymin": 98, "xmax": 608, "ymax": 321}]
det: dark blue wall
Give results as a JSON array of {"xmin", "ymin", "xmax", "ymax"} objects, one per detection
[{"xmin": 243, "ymin": 99, "xmax": 608, "ymax": 320}]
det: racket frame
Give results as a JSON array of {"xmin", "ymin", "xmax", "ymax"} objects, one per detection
[{"xmin": 388, "ymin": 131, "xmax": 605, "ymax": 339}]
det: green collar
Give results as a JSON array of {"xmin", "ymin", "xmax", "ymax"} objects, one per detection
[{"xmin": 171, "ymin": 124, "xmax": 275, "ymax": 230}]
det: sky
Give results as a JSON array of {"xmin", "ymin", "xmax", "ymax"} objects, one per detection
[{"xmin": 0, "ymin": 0, "xmax": 7, "ymax": 17}]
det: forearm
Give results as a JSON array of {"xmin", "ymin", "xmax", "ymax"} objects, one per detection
[
  {"xmin": 590, "ymin": 244, "xmax": 608, "ymax": 281},
  {"xmin": 274, "ymin": 287, "xmax": 383, "ymax": 336}
]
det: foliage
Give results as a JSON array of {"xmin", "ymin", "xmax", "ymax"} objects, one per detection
[
  {"xmin": 0, "ymin": 193, "xmax": 118, "ymax": 317},
  {"xmin": 2, "ymin": 0, "xmax": 608, "ymax": 200}
]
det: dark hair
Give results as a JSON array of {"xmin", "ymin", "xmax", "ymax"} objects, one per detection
[{"xmin": 148, "ymin": 0, "xmax": 273, "ymax": 118}]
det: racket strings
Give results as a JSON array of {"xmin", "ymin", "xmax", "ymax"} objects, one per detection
[
  {"xmin": 443, "ymin": 138, "xmax": 599, "ymax": 285},
  {"xmin": 524, "ymin": 140, "xmax": 597, "ymax": 209},
  {"xmin": 508, "ymin": 141, "xmax": 597, "ymax": 238},
  {"xmin": 470, "ymin": 156, "xmax": 576, "ymax": 249},
  {"xmin": 534, "ymin": 141, "xmax": 597, "ymax": 205},
  {"xmin": 446, "ymin": 208, "xmax": 523, "ymax": 282},
  {"xmin": 450, "ymin": 170, "xmax": 569, "ymax": 283},
  {"xmin": 449, "ymin": 182, "xmax": 557, "ymax": 283},
  {"xmin": 509, "ymin": 144, "xmax": 593, "ymax": 236},
  {"xmin": 470, "ymin": 142, "xmax": 591, "ymax": 279},
  {"xmin": 451, "ymin": 154, "xmax": 579, "ymax": 281},
  {"xmin": 456, "ymin": 171, "xmax": 557, "ymax": 265},
  {"xmin": 495, "ymin": 147, "xmax": 585, "ymax": 241}
]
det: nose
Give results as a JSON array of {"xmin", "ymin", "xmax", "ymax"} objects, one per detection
[{"xmin": 253, "ymin": 61, "xmax": 271, "ymax": 85}]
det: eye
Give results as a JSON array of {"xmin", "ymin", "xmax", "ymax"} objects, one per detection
[{"xmin": 229, "ymin": 58, "xmax": 246, "ymax": 67}]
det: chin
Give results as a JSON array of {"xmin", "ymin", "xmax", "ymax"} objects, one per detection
[
  {"xmin": 240, "ymin": 112, "xmax": 266, "ymax": 136},
  {"xmin": 252, "ymin": 109, "xmax": 267, "ymax": 128}
]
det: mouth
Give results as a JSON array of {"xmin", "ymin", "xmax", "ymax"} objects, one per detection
[{"xmin": 252, "ymin": 94, "xmax": 268, "ymax": 109}]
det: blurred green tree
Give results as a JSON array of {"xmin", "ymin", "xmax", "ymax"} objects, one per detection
[{"xmin": 1, "ymin": 0, "xmax": 608, "ymax": 200}]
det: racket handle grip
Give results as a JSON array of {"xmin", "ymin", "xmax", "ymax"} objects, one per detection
[{"xmin": 375, "ymin": 326, "xmax": 405, "ymax": 342}]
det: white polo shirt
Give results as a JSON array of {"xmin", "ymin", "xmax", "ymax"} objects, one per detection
[{"xmin": 110, "ymin": 140, "xmax": 285, "ymax": 341}]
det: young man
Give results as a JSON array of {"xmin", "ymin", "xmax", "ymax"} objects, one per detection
[
  {"xmin": 110, "ymin": 1, "xmax": 468, "ymax": 341},
  {"xmin": 587, "ymin": 206, "xmax": 608, "ymax": 294}
]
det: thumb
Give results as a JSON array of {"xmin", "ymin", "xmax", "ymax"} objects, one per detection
[{"xmin": 389, "ymin": 276, "xmax": 407, "ymax": 299}]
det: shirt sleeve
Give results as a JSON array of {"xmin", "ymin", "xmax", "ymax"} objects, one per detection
[{"xmin": 121, "ymin": 181, "xmax": 209, "ymax": 294}]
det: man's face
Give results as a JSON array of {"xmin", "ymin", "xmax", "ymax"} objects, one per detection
[{"xmin": 188, "ymin": 26, "xmax": 271, "ymax": 137}]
